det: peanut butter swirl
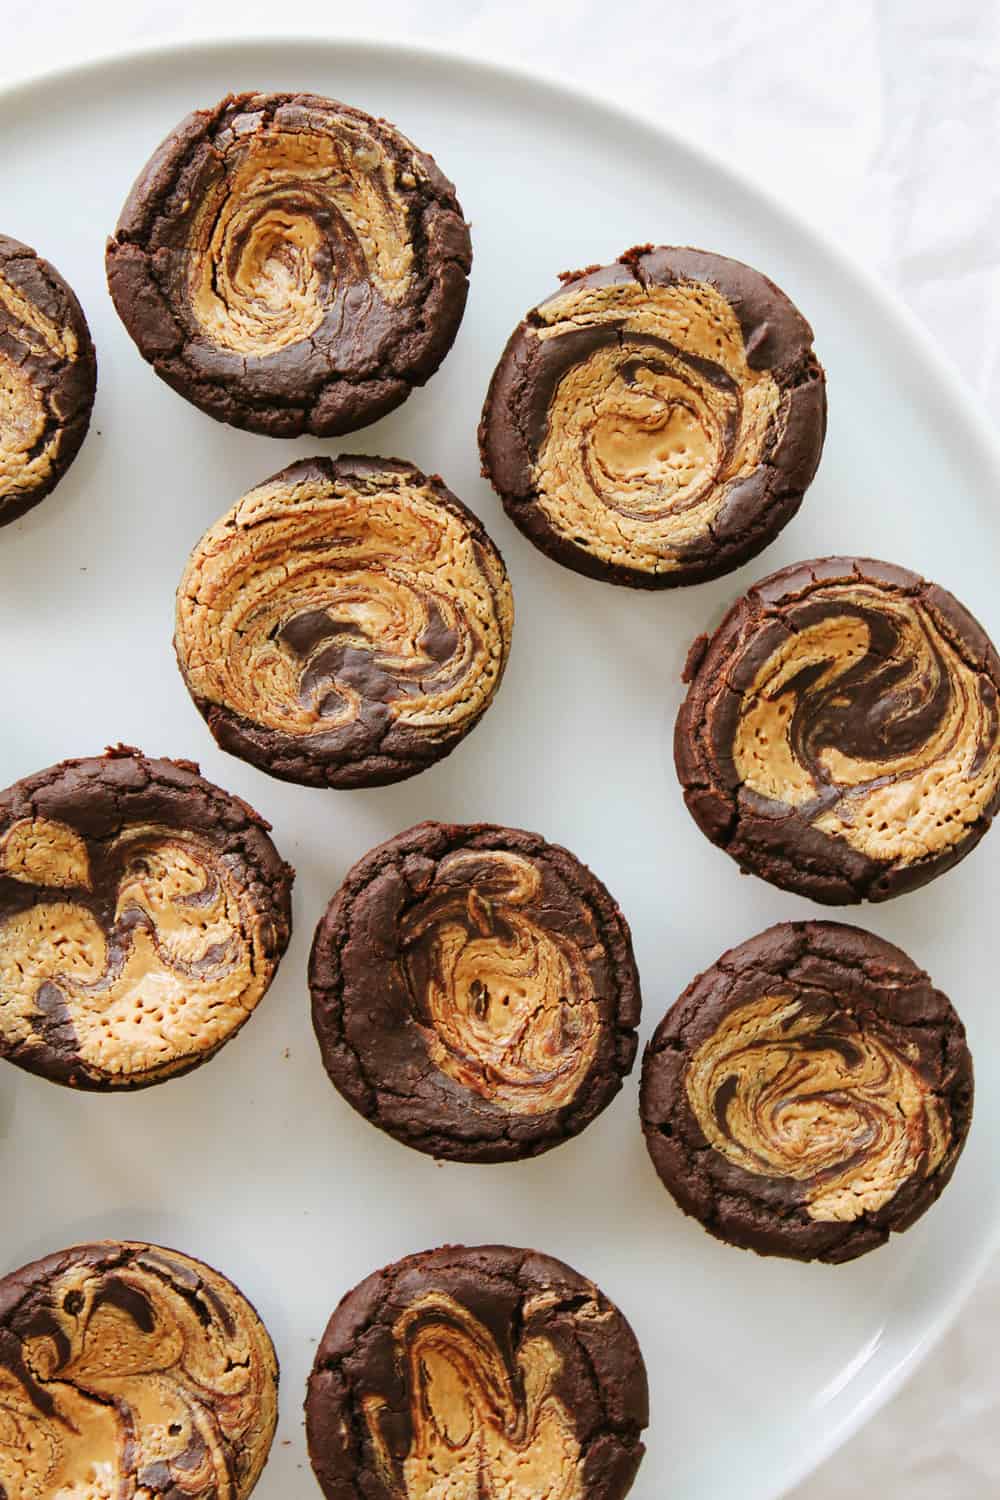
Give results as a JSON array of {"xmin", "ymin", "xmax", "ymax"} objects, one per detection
[
  {"xmin": 480, "ymin": 247, "xmax": 825, "ymax": 588},
  {"xmin": 306, "ymin": 1245, "xmax": 649, "ymax": 1500},
  {"xmin": 0, "ymin": 234, "xmax": 96, "ymax": 526},
  {"xmin": 0, "ymin": 749, "xmax": 292, "ymax": 1090},
  {"xmin": 400, "ymin": 851, "xmax": 600, "ymax": 1115},
  {"xmin": 685, "ymin": 992, "xmax": 950, "ymax": 1223},
  {"xmin": 676, "ymin": 559, "xmax": 1000, "ymax": 902},
  {"xmin": 184, "ymin": 120, "xmax": 413, "ymax": 360},
  {"xmin": 640, "ymin": 921, "xmax": 974, "ymax": 1262},
  {"xmin": 176, "ymin": 457, "xmax": 513, "ymax": 789},
  {"xmin": 365, "ymin": 1292, "xmax": 583, "ymax": 1500},
  {"xmin": 310, "ymin": 823, "xmax": 641, "ymax": 1163},
  {"xmin": 0, "ymin": 1240, "xmax": 277, "ymax": 1500},
  {"xmin": 106, "ymin": 93, "xmax": 472, "ymax": 438}
]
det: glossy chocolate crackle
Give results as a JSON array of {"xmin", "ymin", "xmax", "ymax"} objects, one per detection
[
  {"xmin": 0, "ymin": 1239, "xmax": 278, "ymax": 1498},
  {"xmin": 176, "ymin": 456, "xmax": 513, "ymax": 789},
  {"xmin": 310, "ymin": 822, "xmax": 640, "ymax": 1161},
  {"xmin": 106, "ymin": 92, "xmax": 472, "ymax": 437},
  {"xmin": 0, "ymin": 234, "xmax": 96, "ymax": 527},
  {"xmin": 676, "ymin": 557, "xmax": 1000, "ymax": 902},
  {"xmin": 0, "ymin": 746, "xmax": 293, "ymax": 1090},
  {"xmin": 640, "ymin": 921, "xmax": 973, "ymax": 1263},
  {"xmin": 305, "ymin": 1244, "xmax": 648, "ymax": 1500},
  {"xmin": 479, "ymin": 246, "xmax": 825, "ymax": 588}
]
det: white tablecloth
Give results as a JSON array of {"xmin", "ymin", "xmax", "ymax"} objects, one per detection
[{"xmin": 3, "ymin": 3, "xmax": 997, "ymax": 1493}]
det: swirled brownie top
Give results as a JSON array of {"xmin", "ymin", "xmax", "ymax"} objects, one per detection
[
  {"xmin": 675, "ymin": 557, "xmax": 1000, "ymax": 902},
  {"xmin": 175, "ymin": 456, "xmax": 513, "ymax": 789},
  {"xmin": 479, "ymin": 246, "xmax": 825, "ymax": 588},
  {"xmin": 0, "ymin": 234, "xmax": 96, "ymax": 527},
  {"xmin": 309, "ymin": 821, "xmax": 641, "ymax": 1161},
  {"xmin": 0, "ymin": 746, "xmax": 293, "ymax": 1090},
  {"xmin": 306, "ymin": 1244, "xmax": 648, "ymax": 1500},
  {"xmin": 640, "ymin": 921, "xmax": 973, "ymax": 1262},
  {"xmin": 0, "ymin": 1239, "xmax": 277, "ymax": 1498},
  {"xmin": 106, "ymin": 92, "xmax": 472, "ymax": 437}
]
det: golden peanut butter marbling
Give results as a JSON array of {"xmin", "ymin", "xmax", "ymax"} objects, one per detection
[
  {"xmin": 685, "ymin": 992, "xmax": 951, "ymax": 1223},
  {"xmin": 530, "ymin": 280, "xmax": 783, "ymax": 575}
]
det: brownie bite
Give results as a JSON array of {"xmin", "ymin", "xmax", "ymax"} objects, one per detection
[
  {"xmin": 306, "ymin": 1244, "xmax": 648, "ymax": 1500},
  {"xmin": 0, "ymin": 1239, "xmax": 278, "ymax": 1497},
  {"xmin": 310, "ymin": 821, "xmax": 641, "ymax": 1160},
  {"xmin": 675, "ymin": 557, "xmax": 1000, "ymax": 901},
  {"xmin": 176, "ymin": 456, "xmax": 513, "ymax": 789},
  {"xmin": 0, "ymin": 746, "xmax": 293, "ymax": 1089},
  {"xmin": 640, "ymin": 921, "xmax": 974, "ymax": 1262},
  {"xmin": 0, "ymin": 233, "xmax": 96, "ymax": 526},
  {"xmin": 106, "ymin": 92, "xmax": 472, "ymax": 436},
  {"xmin": 480, "ymin": 246, "xmax": 825, "ymax": 587}
]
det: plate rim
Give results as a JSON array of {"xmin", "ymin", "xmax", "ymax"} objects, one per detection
[{"xmin": 1, "ymin": 31, "xmax": 997, "ymax": 1499}]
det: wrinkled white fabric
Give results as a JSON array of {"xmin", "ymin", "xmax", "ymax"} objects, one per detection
[{"xmin": 2, "ymin": 3, "xmax": 996, "ymax": 1495}]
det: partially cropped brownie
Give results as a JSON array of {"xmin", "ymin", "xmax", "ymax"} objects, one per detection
[
  {"xmin": 675, "ymin": 557, "xmax": 1000, "ymax": 902},
  {"xmin": 0, "ymin": 233, "xmax": 96, "ymax": 526},
  {"xmin": 175, "ymin": 456, "xmax": 513, "ymax": 789},
  {"xmin": 310, "ymin": 821, "xmax": 641, "ymax": 1160},
  {"xmin": 306, "ymin": 1244, "xmax": 648, "ymax": 1500},
  {"xmin": 480, "ymin": 245, "xmax": 825, "ymax": 587},
  {"xmin": 0, "ymin": 746, "xmax": 293, "ymax": 1089},
  {"xmin": 0, "ymin": 1239, "xmax": 278, "ymax": 1498},
  {"xmin": 106, "ymin": 92, "xmax": 472, "ymax": 436},
  {"xmin": 640, "ymin": 922, "xmax": 973, "ymax": 1263}
]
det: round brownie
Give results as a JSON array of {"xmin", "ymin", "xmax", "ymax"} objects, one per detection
[
  {"xmin": 0, "ymin": 233, "xmax": 96, "ymax": 527},
  {"xmin": 305, "ymin": 1243, "xmax": 648, "ymax": 1500},
  {"xmin": 106, "ymin": 92, "xmax": 472, "ymax": 437},
  {"xmin": 479, "ymin": 245, "xmax": 825, "ymax": 588},
  {"xmin": 0, "ymin": 745, "xmax": 293, "ymax": 1090},
  {"xmin": 675, "ymin": 557, "xmax": 1000, "ymax": 902},
  {"xmin": 310, "ymin": 821, "xmax": 641, "ymax": 1161},
  {"xmin": 0, "ymin": 1239, "xmax": 277, "ymax": 1498},
  {"xmin": 175, "ymin": 456, "xmax": 514, "ymax": 789},
  {"xmin": 640, "ymin": 921, "xmax": 974, "ymax": 1263}
]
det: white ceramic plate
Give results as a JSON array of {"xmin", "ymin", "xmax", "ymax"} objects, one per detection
[{"xmin": 1, "ymin": 37, "xmax": 998, "ymax": 1500}]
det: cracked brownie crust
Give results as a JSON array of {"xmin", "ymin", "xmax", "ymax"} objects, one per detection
[
  {"xmin": 175, "ymin": 456, "xmax": 513, "ymax": 789},
  {"xmin": 0, "ymin": 745, "xmax": 294, "ymax": 1090},
  {"xmin": 675, "ymin": 557, "xmax": 1000, "ymax": 903},
  {"xmin": 0, "ymin": 1239, "xmax": 278, "ymax": 1498},
  {"xmin": 478, "ymin": 245, "xmax": 826, "ymax": 588},
  {"xmin": 309, "ymin": 822, "xmax": 641, "ymax": 1162},
  {"xmin": 105, "ymin": 92, "xmax": 472, "ymax": 437},
  {"xmin": 0, "ymin": 234, "xmax": 96, "ymax": 527},
  {"xmin": 640, "ymin": 921, "xmax": 973, "ymax": 1263},
  {"xmin": 305, "ymin": 1243, "xmax": 648, "ymax": 1500}
]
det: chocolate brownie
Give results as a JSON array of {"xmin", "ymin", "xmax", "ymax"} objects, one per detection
[
  {"xmin": 175, "ymin": 456, "xmax": 514, "ymax": 789},
  {"xmin": 479, "ymin": 245, "xmax": 825, "ymax": 588},
  {"xmin": 0, "ymin": 234, "xmax": 96, "ymax": 527},
  {"xmin": 309, "ymin": 822, "xmax": 641, "ymax": 1161},
  {"xmin": 640, "ymin": 921, "xmax": 974, "ymax": 1263},
  {"xmin": 106, "ymin": 92, "xmax": 472, "ymax": 437},
  {"xmin": 0, "ymin": 1239, "xmax": 278, "ymax": 1498},
  {"xmin": 675, "ymin": 556, "xmax": 1000, "ymax": 902},
  {"xmin": 305, "ymin": 1244, "xmax": 648, "ymax": 1500},
  {"xmin": 0, "ymin": 745, "xmax": 293, "ymax": 1089}
]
